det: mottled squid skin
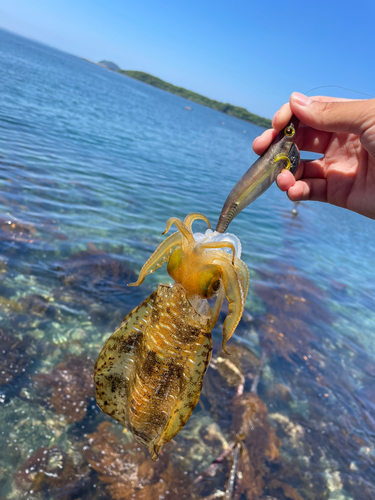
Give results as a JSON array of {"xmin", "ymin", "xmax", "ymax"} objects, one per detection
[
  {"xmin": 95, "ymin": 213, "xmax": 249, "ymax": 459},
  {"xmin": 95, "ymin": 284, "xmax": 212, "ymax": 459}
]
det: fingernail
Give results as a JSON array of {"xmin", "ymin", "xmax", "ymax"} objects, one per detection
[{"xmin": 292, "ymin": 92, "xmax": 312, "ymax": 107}]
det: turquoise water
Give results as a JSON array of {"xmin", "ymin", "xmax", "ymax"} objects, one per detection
[{"xmin": 0, "ymin": 27, "xmax": 375, "ymax": 499}]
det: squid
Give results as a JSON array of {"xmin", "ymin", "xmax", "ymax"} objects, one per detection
[{"xmin": 94, "ymin": 213, "xmax": 249, "ymax": 459}]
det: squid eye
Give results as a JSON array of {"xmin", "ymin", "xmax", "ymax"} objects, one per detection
[
  {"xmin": 198, "ymin": 265, "xmax": 221, "ymax": 298},
  {"xmin": 284, "ymin": 126, "xmax": 295, "ymax": 137}
]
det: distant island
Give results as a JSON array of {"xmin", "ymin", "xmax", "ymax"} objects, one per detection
[
  {"xmin": 119, "ymin": 70, "xmax": 271, "ymax": 128},
  {"xmin": 98, "ymin": 60, "xmax": 120, "ymax": 71},
  {"xmin": 91, "ymin": 60, "xmax": 271, "ymax": 128}
]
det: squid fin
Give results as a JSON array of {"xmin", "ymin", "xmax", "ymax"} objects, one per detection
[{"xmin": 94, "ymin": 291, "xmax": 157, "ymax": 427}]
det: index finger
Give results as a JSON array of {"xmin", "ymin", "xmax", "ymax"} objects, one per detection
[{"xmin": 253, "ymin": 102, "xmax": 292, "ymax": 155}]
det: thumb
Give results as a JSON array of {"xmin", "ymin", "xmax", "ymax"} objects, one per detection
[{"xmin": 290, "ymin": 92, "xmax": 375, "ymax": 158}]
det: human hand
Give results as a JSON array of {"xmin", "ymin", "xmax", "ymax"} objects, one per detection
[{"xmin": 253, "ymin": 93, "xmax": 375, "ymax": 220}]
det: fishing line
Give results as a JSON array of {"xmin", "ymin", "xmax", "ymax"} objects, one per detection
[{"xmin": 305, "ymin": 85, "xmax": 374, "ymax": 98}]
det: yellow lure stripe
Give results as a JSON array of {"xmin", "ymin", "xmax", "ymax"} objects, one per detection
[{"xmin": 273, "ymin": 154, "xmax": 291, "ymax": 170}]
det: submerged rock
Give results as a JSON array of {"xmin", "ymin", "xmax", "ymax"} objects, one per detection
[
  {"xmin": 229, "ymin": 393, "xmax": 281, "ymax": 499},
  {"xmin": 0, "ymin": 328, "xmax": 33, "ymax": 387},
  {"xmin": 14, "ymin": 444, "xmax": 90, "ymax": 499},
  {"xmin": 0, "ymin": 396, "xmax": 76, "ymax": 497},
  {"xmin": 0, "ymin": 257, "xmax": 7, "ymax": 273},
  {"xmin": 196, "ymin": 388, "xmax": 309, "ymax": 500},
  {"xmin": 257, "ymin": 313, "xmax": 317, "ymax": 363},
  {"xmin": 33, "ymin": 354, "xmax": 95, "ymax": 423},
  {"xmin": 0, "ymin": 216, "xmax": 37, "ymax": 242},
  {"xmin": 202, "ymin": 344, "xmax": 261, "ymax": 420},
  {"xmin": 52, "ymin": 245, "xmax": 141, "ymax": 329},
  {"xmin": 54, "ymin": 245, "xmax": 137, "ymax": 295},
  {"xmin": 174, "ymin": 410, "xmax": 228, "ymax": 473},
  {"xmin": 84, "ymin": 422, "xmax": 192, "ymax": 500},
  {"xmin": 0, "ymin": 293, "xmax": 57, "ymax": 320},
  {"xmin": 255, "ymin": 263, "xmax": 332, "ymax": 325}
]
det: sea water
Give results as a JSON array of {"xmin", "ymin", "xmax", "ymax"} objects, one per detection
[{"xmin": 0, "ymin": 27, "xmax": 374, "ymax": 499}]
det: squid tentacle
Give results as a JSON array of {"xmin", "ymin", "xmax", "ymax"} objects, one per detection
[
  {"xmin": 208, "ymin": 284, "xmax": 225, "ymax": 331},
  {"xmin": 162, "ymin": 217, "xmax": 195, "ymax": 244},
  {"xmin": 213, "ymin": 256, "xmax": 246, "ymax": 354},
  {"xmin": 195, "ymin": 241, "xmax": 236, "ymax": 264},
  {"xmin": 129, "ymin": 231, "xmax": 182, "ymax": 287},
  {"xmin": 233, "ymin": 257, "xmax": 250, "ymax": 301},
  {"xmin": 183, "ymin": 213, "xmax": 211, "ymax": 232}
]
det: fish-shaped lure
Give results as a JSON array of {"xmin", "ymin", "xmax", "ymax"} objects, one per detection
[{"xmin": 216, "ymin": 116, "xmax": 300, "ymax": 233}]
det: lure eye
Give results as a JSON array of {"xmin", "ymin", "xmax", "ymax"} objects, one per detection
[
  {"xmin": 284, "ymin": 126, "xmax": 295, "ymax": 137},
  {"xmin": 198, "ymin": 265, "xmax": 221, "ymax": 299}
]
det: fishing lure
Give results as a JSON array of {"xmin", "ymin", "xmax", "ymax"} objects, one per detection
[
  {"xmin": 95, "ymin": 213, "xmax": 249, "ymax": 459},
  {"xmin": 216, "ymin": 115, "xmax": 300, "ymax": 233}
]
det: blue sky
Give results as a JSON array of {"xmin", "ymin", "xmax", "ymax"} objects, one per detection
[{"xmin": 0, "ymin": 0, "xmax": 374, "ymax": 118}]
